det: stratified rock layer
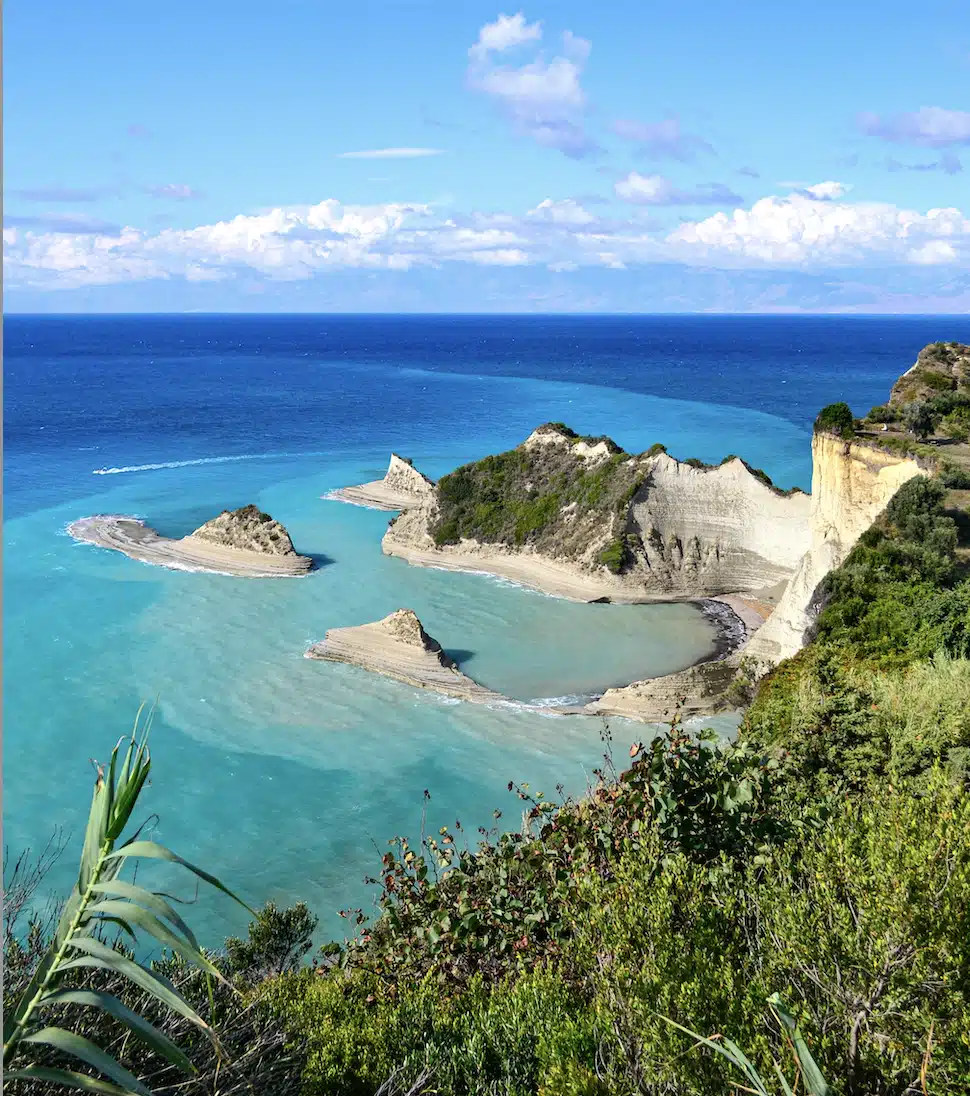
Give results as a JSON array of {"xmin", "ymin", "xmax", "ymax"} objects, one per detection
[
  {"xmin": 188, "ymin": 504, "xmax": 298, "ymax": 555},
  {"xmin": 306, "ymin": 609, "xmax": 500, "ymax": 702},
  {"xmin": 69, "ymin": 507, "xmax": 312, "ymax": 577},
  {"xmin": 327, "ymin": 454, "xmax": 435, "ymax": 511},
  {"xmin": 745, "ymin": 434, "xmax": 924, "ymax": 665},
  {"xmin": 383, "ymin": 426, "xmax": 811, "ymax": 602}
]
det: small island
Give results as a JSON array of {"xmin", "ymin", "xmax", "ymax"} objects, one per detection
[
  {"xmin": 306, "ymin": 609, "xmax": 501, "ymax": 703},
  {"xmin": 326, "ymin": 453, "xmax": 435, "ymax": 511},
  {"xmin": 68, "ymin": 504, "xmax": 313, "ymax": 577}
]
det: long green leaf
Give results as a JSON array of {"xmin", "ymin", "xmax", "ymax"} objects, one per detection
[
  {"xmin": 107, "ymin": 841, "xmax": 256, "ymax": 914},
  {"xmin": 658, "ymin": 1016, "xmax": 769, "ymax": 1095},
  {"xmin": 3, "ymin": 1066, "xmax": 136, "ymax": 1094},
  {"xmin": 59, "ymin": 938, "xmax": 218, "ymax": 1047},
  {"xmin": 22, "ymin": 1027, "xmax": 150, "ymax": 1096},
  {"xmin": 38, "ymin": 989, "xmax": 195, "ymax": 1075},
  {"xmin": 79, "ymin": 777, "xmax": 110, "ymax": 894},
  {"xmin": 89, "ymin": 881, "xmax": 201, "ymax": 951},
  {"xmin": 80, "ymin": 900, "xmax": 225, "ymax": 981},
  {"xmin": 769, "ymin": 995, "xmax": 831, "ymax": 1096}
]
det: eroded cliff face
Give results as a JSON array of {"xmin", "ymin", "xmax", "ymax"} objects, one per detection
[
  {"xmin": 629, "ymin": 454, "xmax": 809, "ymax": 595},
  {"xmin": 382, "ymin": 428, "xmax": 812, "ymax": 600},
  {"xmin": 384, "ymin": 454, "xmax": 435, "ymax": 498},
  {"xmin": 745, "ymin": 434, "xmax": 924, "ymax": 665}
]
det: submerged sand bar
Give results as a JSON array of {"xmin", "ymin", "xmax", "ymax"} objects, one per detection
[{"xmin": 69, "ymin": 516, "xmax": 313, "ymax": 577}]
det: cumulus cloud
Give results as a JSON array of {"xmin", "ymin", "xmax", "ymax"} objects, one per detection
[
  {"xmin": 611, "ymin": 117, "xmax": 713, "ymax": 161},
  {"xmin": 336, "ymin": 147, "xmax": 444, "ymax": 159},
  {"xmin": 614, "ymin": 172, "xmax": 741, "ymax": 206},
  {"xmin": 145, "ymin": 184, "xmax": 202, "ymax": 200},
  {"xmin": 467, "ymin": 12, "xmax": 598, "ymax": 158},
  {"xmin": 858, "ymin": 106, "xmax": 970, "ymax": 147},
  {"xmin": 909, "ymin": 240, "xmax": 958, "ymax": 265},
  {"xmin": 666, "ymin": 186, "xmax": 970, "ymax": 267},
  {"xmin": 5, "ymin": 186, "xmax": 969, "ymax": 291}
]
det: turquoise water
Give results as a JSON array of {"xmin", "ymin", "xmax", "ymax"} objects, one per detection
[{"xmin": 10, "ymin": 314, "xmax": 951, "ymax": 942}]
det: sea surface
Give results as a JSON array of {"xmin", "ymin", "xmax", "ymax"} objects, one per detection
[{"xmin": 5, "ymin": 314, "xmax": 969, "ymax": 943}]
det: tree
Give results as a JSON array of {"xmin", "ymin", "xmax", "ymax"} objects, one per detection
[
  {"xmin": 814, "ymin": 402, "xmax": 855, "ymax": 439},
  {"xmin": 903, "ymin": 400, "xmax": 937, "ymax": 440}
]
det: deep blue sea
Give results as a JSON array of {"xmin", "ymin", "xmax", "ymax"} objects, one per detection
[{"xmin": 6, "ymin": 314, "xmax": 970, "ymax": 943}]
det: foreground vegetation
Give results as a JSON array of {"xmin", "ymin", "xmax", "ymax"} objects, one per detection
[{"xmin": 7, "ymin": 355, "xmax": 970, "ymax": 1094}]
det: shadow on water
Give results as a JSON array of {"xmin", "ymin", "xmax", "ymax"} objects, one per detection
[
  {"xmin": 305, "ymin": 551, "xmax": 335, "ymax": 570},
  {"xmin": 447, "ymin": 648, "xmax": 476, "ymax": 667}
]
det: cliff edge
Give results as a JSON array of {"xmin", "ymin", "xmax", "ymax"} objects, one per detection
[{"xmin": 383, "ymin": 425, "xmax": 810, "ymax": 603}]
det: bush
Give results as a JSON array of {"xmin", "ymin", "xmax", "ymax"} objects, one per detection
[
  {"xmin": 903, "ymin": 400, "xmax": 938, "ymax": 440},
  {"xmin": 867, "ymin": 403, "xmax": 898, "ymax": 423},
  {"xmin": 814, "ymin": 402, "xmax": 855, "ymax": 439},
  {"xmin": 940, "ymin": 406, "xmax": 970, "ymax": 442}
]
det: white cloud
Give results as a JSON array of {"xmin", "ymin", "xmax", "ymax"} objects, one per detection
[
  {"xmin": 527, "ymin": 198, "xmax": 596, "ymax": 225},
  {"xmin": 614, "ymin": 171, "xmax": 741, "ymax": 206},
  {"xmin": 909, "ymin": 240, "xmax": 958, "ymax": 265},
  {"xmin": 5, "ymin": 186, "xmax": 969, "ymax": 291},
  {"xmin": 802, "ymin": 181, "xmax": 850, "ymax": 200},
  {"xmin": 336, "ymin": 148, "xmax": 444, "ymax": 159},
  {"xmin": 859, "ymin": 106, "xmax": 970, "ymax": 148},
  {"xmin": 468, "ymin": 12, "xmax": 542, "ymax": 59},
  {"xmin": 467, "ymin": 13, "xmax": 597, "ymax": 158},
  {"xmin": 665, "ymin": 187, "xmax": 970, "ymax": 267}
]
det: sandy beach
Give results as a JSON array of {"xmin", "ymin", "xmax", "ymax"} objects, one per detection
[{"xmin": 68, "ymin": 516, "xmax": 314, "ymax": 577}]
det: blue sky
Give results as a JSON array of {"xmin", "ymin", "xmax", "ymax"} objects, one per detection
[{"xmin": 5, "ymin": 0, "xmax": 970, "ymax": 312}]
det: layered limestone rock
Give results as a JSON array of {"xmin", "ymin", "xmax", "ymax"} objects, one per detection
[
  {"xmin": 187, "ymin": 505, "xmax": 298, "ymax": 555},
  {"xmin": 585, "ymin": 658, "xmax": 740, "ymax": 723},
  {"xmin": 306, "ymin": 609, "xmax": 500, "ymax": 702},
  {"xmin": 327, "ymin": 454, "xmax": 435, "ymax": 511},
  {"xmin": 745, "ymin": 434, "xmax": 924, "ymax": 665},
  {"xmin": 68, "ymin": 507, "xmax": 312, "ymax": 577},
  {"xmin": 628, "ymin": 454, "xmax": 809, "ymax": 595},
  {"xmin": 382, "ymin": 426, "xmax": 811, "ymax": 603}
]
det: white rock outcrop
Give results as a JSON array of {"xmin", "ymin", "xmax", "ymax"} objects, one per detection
[
  {"xmin": 629, "ymin": 455, "xmax": 810, "ymax": 595},
  {"xmin": 745, "ymin": 434, "xmax": 924, "ymax": 665},
  {"xmin": 306, "ymin": 608, "xmax": 500, "ymax": 701},
  {"xmin": 327, "ymin": 454, "xmax": 435, "ymax": 511}
]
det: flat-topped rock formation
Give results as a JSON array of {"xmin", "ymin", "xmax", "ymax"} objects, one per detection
[
  {"xmin": 382, "ymin": 424, "xmax": 810, "ymax": 604},
  {"xmin": 306, "ymin": 609, "xmax": 501, "ymax": 702},
  {"xmin": 68, "ymin": 506, "xmax": 313, "ymax": 577},
  {"xmin": 327, "ymin": 454, "xmax": 435, "ymax": 511}
]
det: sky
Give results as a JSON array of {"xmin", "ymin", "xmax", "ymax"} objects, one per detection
[{"xmin": 4, "ymin": 0, "xmax": 970, "ymax": 313}]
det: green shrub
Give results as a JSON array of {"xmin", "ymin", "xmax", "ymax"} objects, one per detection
[
  {"xmin": 645, "ymin": 442, "xmax": 667, "ymax": 457},
  {"xmin": 814, "ymin": 402, "xmax": 855, "ymax": 438},
  {"xmin": 867, "ymin": 403, "xmax": 898, "ymax": 423}
]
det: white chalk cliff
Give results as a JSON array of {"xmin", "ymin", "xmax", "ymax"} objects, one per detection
[
  {"xmin": 745, "ymin": 433, "xmax": 924, "ymax": 665},
  {"xmin": 383, "ymin": 427, "xmax": 811, "ymax": 602},
  {"xmin": 628, "ymin": 454, "xmax": 809, "ymax": 595}
]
